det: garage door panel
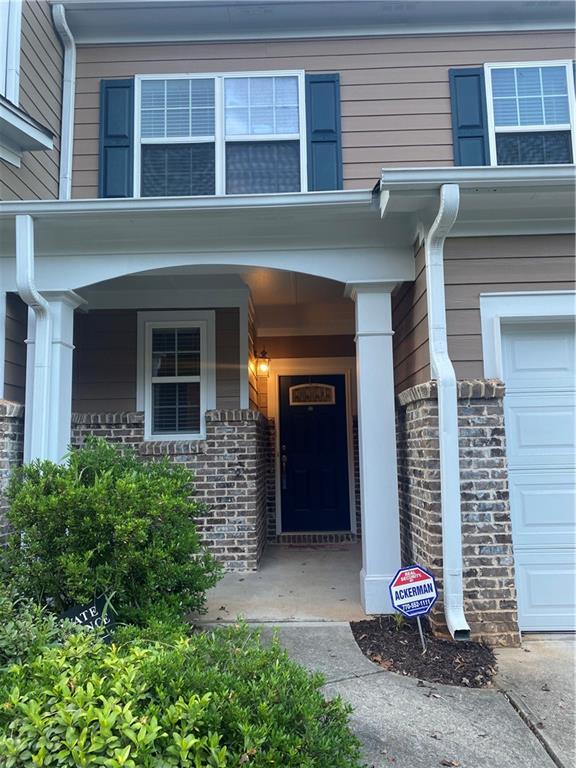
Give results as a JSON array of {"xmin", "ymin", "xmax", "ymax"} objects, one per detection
[
  {"xmin": 509, "ymin": 471, "xmax": 576, "ymax": 548},
  {"xmin": 503, "ymin": 322, "xmax": 576, "ymax": 391},
  {"xmin": 505, "ymin": 395, "xmax": 575, "ymax": 468},
  {"xmin": 515, "ymin": 550, "xmax": 576, "ymax": 632},
  {"xmin": 502, "ymin": 319, "xmax": 575, "ymax": 632}
]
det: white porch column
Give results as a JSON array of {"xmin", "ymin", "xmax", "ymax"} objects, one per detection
[
  {"xmin": 347, "ymin": 282, "xmax": 401, "ymax": 613},
  {"xmin": 23, "ymin": 293, "xmax": 84, "ymax": 464},
  {"xmin": 45, "ymin": 292, "xmax": 85, "ymax": 462}
]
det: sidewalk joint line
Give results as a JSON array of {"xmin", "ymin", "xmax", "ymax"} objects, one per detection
[{"xmin": 498, "ymin": 688, "xmax": 566, "ymax": 768}]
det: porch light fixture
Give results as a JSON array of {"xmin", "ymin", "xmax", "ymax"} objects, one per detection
[{"xmin": 256, "ymin": 349, "xmax": 271, "ymax": 377}]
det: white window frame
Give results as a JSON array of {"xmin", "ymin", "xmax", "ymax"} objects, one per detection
[
  {"xmin": 134, "ymin": 70, "xmax": 307, "ymax": 197},
  {"xmin": 484, "ymin": 60, "xmax": 576, "ymax": 167},
  {"xmin": 0, "ymin": 0, "xmax": 22, "ymax": 104},
  {"xmin": 137, "ymin": 310, "xmax": 216, "ymax": 440}
]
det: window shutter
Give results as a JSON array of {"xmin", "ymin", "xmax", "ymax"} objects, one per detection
[
  {"xmin": 305, "ymin": 73, "xmax": 342, "ymax": 190},
  {"xmin": 99, "ymin": 78, "xmax": 134, "ymax": 197},
  {"xmin": 449, "ymin": 68, "xmax": 490, "ymax": 166}
]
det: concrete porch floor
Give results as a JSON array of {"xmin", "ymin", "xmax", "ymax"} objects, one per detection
[{"xmin": 202, "ymin": 543, "xmax": 370, "ymax": 622}]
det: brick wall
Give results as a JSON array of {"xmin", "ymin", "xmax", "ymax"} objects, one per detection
[
  {"xmin": 72, "ymin": 409, "xmax": 269, "ymax": 571},
  {"xmin": 396, "ymin": 380, "xmax": 520, "ymax": 647},
  {"xmin": 0, "ymin": 401, "xmax": 24, "ymax": 538}
]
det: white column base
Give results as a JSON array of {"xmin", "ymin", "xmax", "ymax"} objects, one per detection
[{"xmin": 360, "ymin": 568, "xmax": 396, "ymax": 614}]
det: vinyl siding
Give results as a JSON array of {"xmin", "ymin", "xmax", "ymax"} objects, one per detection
[
  {"xmin": 3, "ymin": 294, "xmax": 27, "ymax": 403},
  {"xmin": 0, "ymin": 0, "xmax": 62, "ymax": 201},
  {"xmin": 71, "ymin": 30, "xmax": 574, "ymax": 197},
  {"xmin": 392, "ymin": 234, "xmax": 576, "ymax": 393},
  {"xmin": 445, "ymin": 234, "xmax": 576, "ymax": 380},
  {"xmin": 72, "ymin": 308, "xmax": 240, "ymax": 413},
  {"xmin": 392, "ymin": 243, "xmax": 430, "ymax": 392}
]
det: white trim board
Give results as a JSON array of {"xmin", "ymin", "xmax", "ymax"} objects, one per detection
[
  {"xmin": 267, "ymin": 356, "xmax": 357, "ymax": 537},
  {"xmin": 480, "ymin": 291, "xmax": 576, "ymax": 380}
]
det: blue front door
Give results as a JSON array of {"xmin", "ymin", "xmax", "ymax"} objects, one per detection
[{"xmin": 279, "ymin": 374, "xmax": 350, "ymax": 532}]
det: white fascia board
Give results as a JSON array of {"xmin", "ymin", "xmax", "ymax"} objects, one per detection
[
  {"xmin": 380, "ymin": 165, "xmax": 576, "ymax": 192},
  {"xmin": 0, "ymin": 189, "xmax": 373, "ymax": 218},
  {"xmin": 0, "ymin": 100, "xmax": 53, "ymax": 166}
]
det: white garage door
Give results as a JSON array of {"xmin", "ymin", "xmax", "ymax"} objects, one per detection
[{"xmin": 502, "ymin": 321, "xmax": 576, "ymax": 632}]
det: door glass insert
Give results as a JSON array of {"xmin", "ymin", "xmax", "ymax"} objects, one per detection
[{"xmin": 289, "ymin": 383, "xmax": 336, "ymax": 406}]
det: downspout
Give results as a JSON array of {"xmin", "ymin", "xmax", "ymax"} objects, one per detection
[
  {"xmin": 16, "ymin": 215, "xmax": 51, "ymax": 460},
  {"xmin": 424, "ymin": 183, "xmax": 471, "ymax": 641},
  {"xmin": 52, "ymin": 4, "xmax": 76, "ymax": 200}
]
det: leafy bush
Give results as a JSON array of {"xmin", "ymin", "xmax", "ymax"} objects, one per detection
[
  {"xmin": 0, "ymin": 583, "xmax": 80, "ymax": 669},
  {"xmin": 0, "ymin": 624, "xmax": 364, "ymax": 768},
  {"xmin": 1, "ymin": 438, "xmax": 222, "ymax": 625}
]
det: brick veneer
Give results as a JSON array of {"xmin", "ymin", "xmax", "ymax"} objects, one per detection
[
  {"xmin": 396, "ymin": 379, "xmax": 521, "ymax": 647},
  {"xmin": 71, "ymin": 409, "xmax": 269, "ymax": 571},
  {"xmin": 0, "ymin": 400, "xmax": 24, "ymax": 539}
]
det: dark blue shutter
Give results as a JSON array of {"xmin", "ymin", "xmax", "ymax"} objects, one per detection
[
  {"xmin": 305, "ymin": 73, "xmax": 342, "ymax": 190},
  {"xmin": 99, "ymin": 79, "xmax": 134, "ymax": 197},
  {"xmin": 449, "ymin": 68, "xmax": 489, "ymax": 166}
]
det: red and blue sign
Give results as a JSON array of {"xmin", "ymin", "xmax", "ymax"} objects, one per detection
[{"xmin": 389, "ymin": 565, "xmax": 438, "ymax": 618}]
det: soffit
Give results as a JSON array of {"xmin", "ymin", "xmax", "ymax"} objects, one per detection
[{"xmin": 53, "ymin": 0, "xmax": 575, "ymax": 44}]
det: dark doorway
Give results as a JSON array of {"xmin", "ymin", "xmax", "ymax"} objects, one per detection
[{"xmin": 279, "ymin": 374, "xmax": 350, "ymax": 532}]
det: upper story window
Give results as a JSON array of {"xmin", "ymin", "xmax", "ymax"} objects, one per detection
[
  {"xmin": 485, "ymin": 61, "xmax": 575, "ymax": 166},
  {"xmin": 134, "ymin": 72, "xmax": 306, "ymax": 197},
  {"xmin": 0, "ymin": 0, "xmax": 22, "ymax": 104}
]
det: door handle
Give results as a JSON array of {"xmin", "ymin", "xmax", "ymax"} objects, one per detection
[{"xmin": 281, "ymin": 452, "xmax": 288, "ymax": 490}]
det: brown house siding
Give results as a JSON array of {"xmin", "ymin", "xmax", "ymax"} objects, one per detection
[
  {"xmin": 392, "ymin": 243, "xmax": 430, "ymax": 392},
  {"xmin": 0, "ymin": 0, "xmax": 62, "ymax": 201},
  {"xmin": 3, "ymin": 294, "xmax": 27, "ymax": 404},
  {"xmin": 445, "ymin": 234, "xmax": 576, "ymax": 380},
  {"xmin": 72, "ymin": 308, "xmax": 240, "ymax": 413},
  {"xmin": 392, "ymin": 234, "xmax": 576, "ymax": 392},
  {"xmin": 71, "ymin": 31, "xmax": 574, "ymax": 198}
]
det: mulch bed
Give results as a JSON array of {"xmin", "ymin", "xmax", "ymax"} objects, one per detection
[{"xmin": 350, "ymin": 617, "xmax": 497, "ymax": 688}]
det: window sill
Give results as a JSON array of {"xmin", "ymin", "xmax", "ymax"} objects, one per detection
[
  {"xmin": 0, "ymin": 96, "xmax": 53, "ymax": 167},
  {"xmin": 139, "ymin": 439, "xmax": 207, "ymax": 457}
]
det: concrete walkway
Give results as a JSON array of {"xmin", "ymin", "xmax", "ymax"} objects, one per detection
[
  {"xmin": 257, "ymin": 623, "xmax": 568, "ymax": 768},
  {"xmin": 495, "ymin": 634, "xmax": 575, "ymax": 768}
]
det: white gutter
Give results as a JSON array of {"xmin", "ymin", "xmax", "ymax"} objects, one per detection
[
  {"xmin": 425, "ymin": 183, "xmax": 471, "ymax": 641},
  {"xmin": 0, "ymin": 189, "xmax": 372, "ymax": 217},
  {"xmin": 52, "ymin": 4, "xmax": 76, "ymax": 200},
  {"xmin": 15, "ymin": 215, "xmax": 51, "ymax": 461},
  {"xmin": 381, "ymin": 164, "xmax": 576, "ymax": 190}
]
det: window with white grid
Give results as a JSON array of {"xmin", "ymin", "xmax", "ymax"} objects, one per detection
[
  {"xmin": 135, "ymin": 72, "xmax": 306, "ymax": 197},
  {"xmin": 485, "ymin": 61, "xmax": 576, "ymax": 166},
  {"xmin": 141, "ymin": 313, "xmax": 215, "ymax": 440}
]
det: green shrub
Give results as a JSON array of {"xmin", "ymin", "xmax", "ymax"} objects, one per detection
[
  {"xmin": 1, "ymin": 438, "xmax": 222, "ymax": 625},
  {"xmin": 0, "ymin": 625, "xmax": 364, "ymax": 768},
  {"xmin": 0, "ymin": 583, "xmax": 81, "ymax": 669}
]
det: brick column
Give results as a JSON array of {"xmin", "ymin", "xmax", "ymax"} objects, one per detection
[
  {"xmin": 396, "ymin": 379, "xmax": 520, "ymax": 647},
  {"xmin": 0, "ymin": 401, "xmax": 24, "ymax": 539}
]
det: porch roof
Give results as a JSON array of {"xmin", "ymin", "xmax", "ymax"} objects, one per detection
[{"xmin": 0, "ymin": 189, "xmax": 414, "ymax": 291}]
